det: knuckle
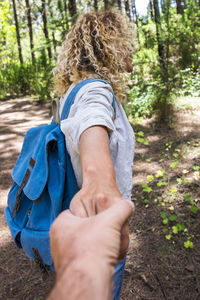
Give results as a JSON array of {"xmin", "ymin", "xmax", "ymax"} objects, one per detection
[{"xmin": 95, "ymin": 192, "xmax": 108, "ymax": 207}]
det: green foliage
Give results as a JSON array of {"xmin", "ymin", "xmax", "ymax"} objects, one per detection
[
  {"xmin": 184, "ymin": 240, "xmax": 193, "ymax": 249},
  {"xmin": 0, "ymin": 60, "xmax": 54, "ymax": 100}
]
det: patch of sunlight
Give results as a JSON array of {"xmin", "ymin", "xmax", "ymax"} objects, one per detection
[
  {"xmin": 129, "ymin": 233, "xmax": 140, "ymax": 251},
  {"xmin": 175, "ymin": 96, "xmax": 200, "ymax": 109}
]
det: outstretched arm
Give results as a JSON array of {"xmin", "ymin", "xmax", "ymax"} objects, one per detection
[{"xmin": 70, "ymin": 125, "xmax": 129, "ymax": 259}]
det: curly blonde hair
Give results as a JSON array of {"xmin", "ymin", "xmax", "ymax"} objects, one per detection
[{"xmin": 53, "ymin": 10, "xmax": 134, "ymax": 101}]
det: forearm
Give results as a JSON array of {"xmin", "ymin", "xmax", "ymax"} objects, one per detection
[
  {"xmin": 80, "ymin": 126, "xmax": 118, "ymax": 188},
  {"xmin": 47, "ymin": 254, "xmax": 114, "ymax": 300}
]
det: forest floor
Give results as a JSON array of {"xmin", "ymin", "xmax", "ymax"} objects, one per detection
[{"xmin": 0, "ymin": 96, "xmax": 200, "ymax": 300}]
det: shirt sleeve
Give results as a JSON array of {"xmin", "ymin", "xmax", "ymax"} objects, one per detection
[{"xmin": 60, "ymin": 81, "xmax": 115, "ymax": 154}]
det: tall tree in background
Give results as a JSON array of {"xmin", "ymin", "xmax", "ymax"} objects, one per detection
[
  {"xmin": 116, "ymin": 0, "xmax": 122, "ymax": 10},
  {"xmin": 104, "ymin": 0, "xmax": 109, "ymax": 9},
  {"xmin": 153, "ymin": 0, "xmax": 165, "ymax": 69},
  {"xmin": 41, "ymin": 0, "xmax": 52, "ymax": 61},
  {"xmin": 176, "ymin": 0, "xmax": 183, "ymax": 14},
  {"xmin": 25, "ymin": 0, "xmax": 35, "ymax": 63},
  {"xmin": 12, "ymin": 0, "xmax": 23, "ymax": 64},
  {"xmin": 94, "ymin": 0, "xmax": 98, "ymax": 11},
  {"xmin": 68, "ymin": 0, "xmax": 77, "ymax": 22},
  {"xmin": 149, "ymin": 0, "xmax": 154, "ymax": 19},
  {"xmin": 125, "ymin": 0, "xmax": 131, "ymax": 20}
]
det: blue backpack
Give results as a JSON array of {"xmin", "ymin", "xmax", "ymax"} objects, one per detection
[{"xmin": 5, "ymin": 78, "xmax": 114, "ymax": 271}]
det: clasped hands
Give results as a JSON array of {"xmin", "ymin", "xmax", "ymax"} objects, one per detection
[{"xmin": 48, "ymin": 183, "xmax": 134, "ymax": 300}]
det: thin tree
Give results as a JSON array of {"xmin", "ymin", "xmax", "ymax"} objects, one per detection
[
  {"xmin": 117, "ymin": 0, "xmax": 122, "ymax": 10},
  {"xmin": 176, "ymin": 0, "xmax": 183, "ymax": 14},
  {"xmin": 131, "ymin": 0, "xmax": 140, "ymax": 48},
  {"xmin": 68, "ymin": 0, "xmax": 77, "ymax": 23},
  {"xmin": 125, "ymin": 0, "xmax": 131, "ymax": 20},
  {"xmin": 153, "ymin": 0, "xmax": 165, "ymax": 69},
  {"xmin": 104, "ymin": 0, "xmax": 109, "ymax": 9},
  {"xmin": 94, "ymin": 0, "xmax": 98, "ymax": 11},
  {"xmin": 25, "ymin": 0, "xmax": 35, "ymax": 63},
  {"xmin": 41, "ymin": 0, "xmax": 52, "ymax": 61},
  {"xmin": 12, "ymin": 0, "xmax": 23, "ymax": 64},
  {"xmin": 149, "ymin": 0, "xmax": 154, "ymax": 20}
]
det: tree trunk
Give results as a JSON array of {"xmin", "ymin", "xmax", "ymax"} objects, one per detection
[
  {"xmin": 94, "ymin": 0, "xmax": 98, "ymax": 11},
  {"xmin": 68, "ymin": 0, "xmax": 77, "ymax": 23},
  {"xmin": 153, "ymin": 0, "xmax": 165, "ymax": 69},
  {"xmin": 125, "ymin": 0, "xmax": 131, "ymax": 20},
  {"xmin": 12, "ymin": 0, "xmax": 23, "ymax": 64},
  {"xmin": 149, "ymin": 0, "xmax": 154, "ymax": 20},
  {"xmin": 131, "ymin": 0, "xmax": 140, "ymax": 48},
  {"xmin": 25, "ymin": 0, "xmax": 35, "ymax": 63},
  {"xmin": 176, "ymin": 0, "xmax": 183, "ymax": 14},
  {"xmin": 41, "ymin": 0, "xmax": 52, "ymax": 61},
  {"xmin": 117, "ymin": 0, "xmax": 122, "ymax": 10},
  {"xmin": 104, "ymin": 0, "xmax": 109, "ymax": 9}
]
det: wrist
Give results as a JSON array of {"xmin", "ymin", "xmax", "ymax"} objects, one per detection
[
  {"xmin": 53, "ymin": 253, "xmax": 114, "ymax": 300},
  {"xmin": 82, "ymin": 165, "xmax": 118, "ymax": 188}
]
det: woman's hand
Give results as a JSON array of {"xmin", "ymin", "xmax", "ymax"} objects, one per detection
[{"xmin": 69, "ymin": 125, "xmax": 130, "ymax": 260}]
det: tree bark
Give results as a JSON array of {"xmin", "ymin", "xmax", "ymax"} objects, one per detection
[
  {"xmin": 176, "ymin": 0, "xmax": 183, "ymax": 14},
  {"xmin": 41, "ymin": 0, "xmax": 52, "ymax": 61},
  {"xmin": 125, "ymin": 0, "xmax": 131, "ymax": 20},
  {"xmin": 153, "ymin": 0, "xmax": 165, "ymax": 69},
  {"xmin": 117, "ymin": 0, "xmax": 122, "ymax": 10},
  {"xmin": 94, "ymin": 0, "xmax": 98, "ymax": 11},
  {"xmin": 12, "ymin": 0, "xmax": 23, "ymax": 64},
  {"xmin": 25, "ymin": 0, "xmax": 35, "ymax": 63},
  {"xmin": 104, "ymin": 0, "xmax": 109, "ymax": 9},
  {"xmin": 68, "ymin": 0, "xmax": 77, "ymax": 22},
  {"xmin": 149, "ymin": 0, "xmax": 154, "ymax": 20}
]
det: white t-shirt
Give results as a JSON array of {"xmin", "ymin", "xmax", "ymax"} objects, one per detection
[{"xmin": 59, "ymin": 81, "xmax": 135, "ymax": 200}]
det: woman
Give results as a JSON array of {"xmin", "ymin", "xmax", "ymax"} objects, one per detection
[{"xmin": 53, "ymin": 10, "xmax": 135, "ymax": 299}]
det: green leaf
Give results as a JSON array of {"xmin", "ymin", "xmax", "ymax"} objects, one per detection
[
  {"xmin": 165, "ymin": 234, "xmax": 171, "ymax": 240},
  {"xmin": 177, "ymin": 223, "xmax": 185, "ymax": 231},
  {"xmin": 184, "ymin": 240, "xmax": 193, "ymax": 248},
  {"xmin": 144, "ymin": 199, "xmax": 149, "ymax": 204},
  {"xmin": 157, "ymin": 181, "xmax": 168, "ymax": 187},
  {"xmin": 160, "ymin": 212, "xmax": 167, "ymax": 218},
  {"xmin": 172, "ymin": 226, "xmax": 178, "ymax": 234},
  {"xmin": 142, "ymin": 183, "xmax": 147, "ymax": 188},
  {"xmin": 170, "ymin": 186, "xmax": 178, "ymax": 194},
  {"xmin": 163, "ymin": 218, "xmax": 168, "ymax": 225},
  {"xmin": 169, "ymin": 214, "xmax": 177, "ymax": 221},
  {"xmin": 184, "ymin": 194, "xmax": 192, "ymax": 202},
  {"xmin": 190, "ymin": 205, "xmax": 199, "ymax": 214},
  {"xmin": 176, "ymin": 178, "xmax": 182, "ymax": 184},
  {"xmin": 143, "ymin": 139, "xmax": 149, "ymax": 145},
  {"xmin": 170, "ymin": 162, "xmax": 178, "ymax": 169},
  {"xmin": 193, "ymin": 165, "xmax": 200, "ymax": 171},
  {"xmin": 137, "ymin": 137, "xmax": 149, "ymax": 145},
  {"xmin": 143, "ymin": 186, "xmax": 152, "ymax": 193},
  {"xmin": 146, "ymin": 158, "xmax": 152, "ymax": 162},
  {"xmin": 147, "ymin": 175, "xmax": 154, "ymax": 182},
  {"xmin": 173, "ymin": 153, "xmax": 179, "ymax": 158},
  {"xmin": 162, "ymin": 228, "xmax": 168, "ymax": 233},
  {"xmin": 155, "ymin": 170, "xmax": 166, "ymax": 178},
  {"xmin": 137, "ymin": 131, "xmax": 144, "ymax": 137}
]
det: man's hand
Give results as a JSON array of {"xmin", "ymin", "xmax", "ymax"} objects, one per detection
[{"xmin": 50, "ymin": 200, "xmax": 134, "ymax": 277}]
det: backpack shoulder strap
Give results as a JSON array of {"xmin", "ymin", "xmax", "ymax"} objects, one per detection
[{"xmin": 60, "ymin": 79, "xmax": 115, "ymax": 122}]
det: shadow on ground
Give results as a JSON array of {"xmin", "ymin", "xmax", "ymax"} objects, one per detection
[{"xmin": 0, "ymin": 97, "xmax": 200, "ymax": 300}]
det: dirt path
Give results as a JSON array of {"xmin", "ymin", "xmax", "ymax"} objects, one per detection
[{"xmin": 0, "ymin": 97, "xmax": 200, "ymax": 300}]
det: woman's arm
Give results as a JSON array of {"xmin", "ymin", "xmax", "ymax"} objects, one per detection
[{"xmin": 69, "ymin": 125, "xmax": 129, "ymax": 259}]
